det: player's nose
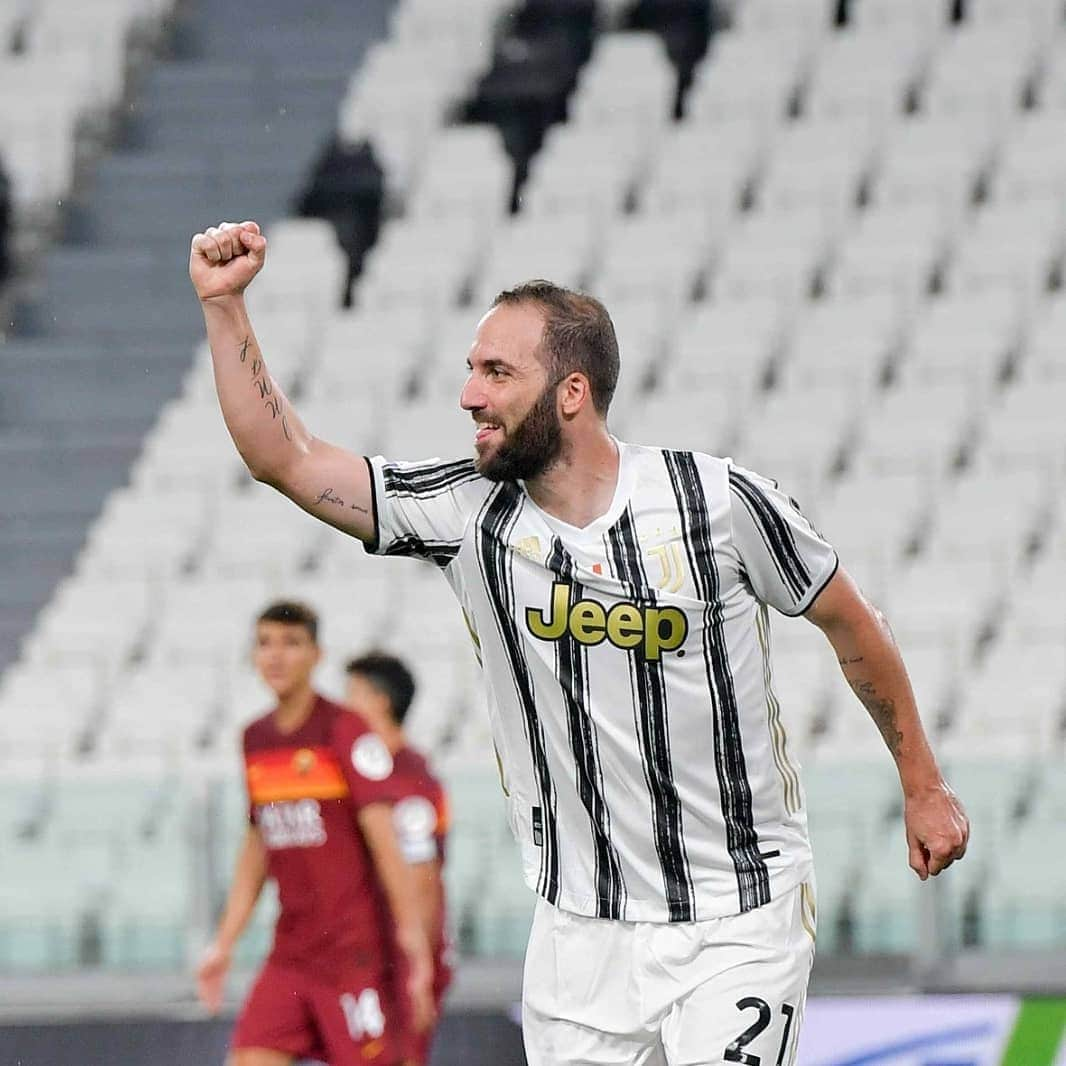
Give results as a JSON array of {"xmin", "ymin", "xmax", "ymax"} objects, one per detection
[{"xmin": 460, "ymin": 374, "xmax": 485, "ymax": 412}]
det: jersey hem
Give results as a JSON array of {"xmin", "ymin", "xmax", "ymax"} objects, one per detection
[{"xmin": 533, "ymin": 858, "xmax": 815, "ymax": 924}]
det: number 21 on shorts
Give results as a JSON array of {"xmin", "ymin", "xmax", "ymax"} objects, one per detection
[{"xmin": 724, "ymin": 997, "xmax": 796, "ymax": 1066}]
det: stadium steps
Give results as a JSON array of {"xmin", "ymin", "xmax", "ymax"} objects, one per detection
[{"xmin": 0, "ymin": 0, "xmax": 395, "ymax": 672}]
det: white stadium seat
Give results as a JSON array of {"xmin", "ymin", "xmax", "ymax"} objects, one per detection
[
  {"xmin": 803, "ymin": 25, "xmax": 935, "ymax": 122},
  {"xmin": 663, "ymin": 296, "xmax": 788, "ymax": 400},
  {"xmin": 686, "ymin": 34, "xmax": 815, "ymax": 124},
  {"xmin": 640, "ymin": 118, "xmax": 771, "ymax": 219}
]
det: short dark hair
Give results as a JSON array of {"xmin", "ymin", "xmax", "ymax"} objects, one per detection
[
  {"xmin": 345, "ymin": 652, "xmax": 416, "ymax": 725},
  {"xmin": 256, "ymin": 600, "xmax": 319, "ymax": 643},
  {"xmin": 493, "ymin": 280, "xmax": 620, "ymax": 415}
]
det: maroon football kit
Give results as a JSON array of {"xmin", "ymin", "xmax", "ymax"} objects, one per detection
[{"xmin": 232, "ymin": 695, "xmax": 406, "ymax": 1065}]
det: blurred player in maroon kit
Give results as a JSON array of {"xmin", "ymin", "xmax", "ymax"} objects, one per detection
[
  {"xmin": 196, "ymin": 602, "xmax": 433, "ymax": 1066},
  {"xmin": 345, "ymin": 653, "xmax": 452, "ymax": 1066}
]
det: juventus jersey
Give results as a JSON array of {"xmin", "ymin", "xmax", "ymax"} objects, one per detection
[{"xmin": 364, "ymin": 442, "xmax": 838, "ymax": 923}]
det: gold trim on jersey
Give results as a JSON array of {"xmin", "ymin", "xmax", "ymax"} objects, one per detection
[
  {"xmin": 755, "ymin": 606, "xmax": 803, "ymax": 815},
  {"xmin": 800, "ymin": 879, "xmax": 817, "ymax": 943}
]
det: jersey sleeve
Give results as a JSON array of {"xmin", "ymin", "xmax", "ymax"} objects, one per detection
[
  {"xmin": 363, "ymin": 455, "xmax": 491, "ymax": 568},
  {"xmin": 727, "ymin": 462, "xmax": 839, "ymax": 616},
  {"xmin": 331, "ymin": 712, "xmax": 401, "ymax": 810},
  {"xmin": 392, "ymin": 794, "xmax": 443, "ymax": 864}
]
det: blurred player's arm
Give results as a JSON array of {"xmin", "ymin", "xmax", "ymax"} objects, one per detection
[
  {"xmin": 188, "ymin": 221, "xmax": 375, "ymax": 542},
  {"xmin": 196, "ymin": 826, "xmax": 268, "ymax": 1013},
  {"xmin": 359, "ymin": 803, "xmax": 436, "ymax": 1031},
  {"xmin": 410, "ymin": 858, "xmax": 444, "ymax": 956},
  {"xmin": 805, "ymin": 568, "xmax": 970, "ymax": 879}
]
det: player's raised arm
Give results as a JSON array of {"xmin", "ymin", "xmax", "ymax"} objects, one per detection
[
  {"xmin": 188, "ymin": 221, "xmax": 375, "ymax": 542},
  {"xmin": 804, "ymin": 568, "xmax": 970, "ymax": 881}
]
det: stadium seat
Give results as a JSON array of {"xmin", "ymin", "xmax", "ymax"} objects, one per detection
[
  {"xmin": 620, "ymin": 385, "xmax": 738, "ymax": 458},
  {"xmin": 660, "ymin": 295, "xmax": 787, "ymax": 402},
  {"xmin": 802, "ymin": 25, "xmax": 934, "ymax": 122},
  {"xmin": 1020, "ymin": 294, "xmax": 1066, "ymax": 380},
  {"xmin": 639, "ymin": 118, "xmax": 770, "ymax": 220},
  {"xmin": 733, "ymin": 385, "xmax": 859, "ymax": 491},
  {"xmin": 729, "ymin": 0, "xmax": 836, "ymax": 41},
  {"xmin": 946, "ymin": 196, "xmax": 1065, "ymax": 294},
  {"xmin": 710, "ymin": 206, "xmax": 835, "ymax": 302},
  {"xmin": 568, "ymin": 32, "xmax": 676, "ymax": 131},
  {"xmin": 817, "ymin": 471, "xmax": 933, "ymax": 582},
  {"xmin": 407, "ymin": 123, "xmax": 513, "ymax": 220},
  {"xmin": 358, "ymin": 216, "xmax": 487, "ymax": 312},
  {"xmin": 755, "ymin": 117, "xmax": 881, "ymax": 215},
  {"xmin": 920, "ymin": 23, "xmax": 1043, "ymax": 117},
  {"xmin": 827, "ymin": 201, "xmax": 962, "ymax": 299},
  {"xmin": 895, "ymin": 289, "xmax": 1023, "ymax": 387},
  {"xmin": 870, "ymin": 115, "xmax": 999, "ymax": 209},
  {"xmin": 520, "ymin": 125, "xmax": 657, "ymax": 221},
  {"xmin": 471, "ymin": 214, "xmax": 600, "ymax": 307},
  {"xmin": 992, "ymin": 113, "xmax": 1066, "ymax": 203},
  {"xmin": 975, "ymin": 377, "xmax": 1066, "ymax": 469},
  {"xmin": 686, "ymin": 34, "xmax": 814, "ymax": 124},
  {"xmin": 311, "ymin": 306, "xmax": 429, "ymax": 403},
  {"xmin": 777, "ymin": 291, "xmax": 905, "ymax": 392},
  {"xmin": 878, "ymin": 554, "xmax": 1007, "ymax": 656},
  {"xmin": 848, "ymin": 0, "xmax": 952, "ymax": 31},
  {"xmin": 923, "ymin": 468, "xmax": 1049, "ymax": 560}
]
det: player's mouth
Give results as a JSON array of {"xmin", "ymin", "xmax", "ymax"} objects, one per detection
[{"xmin": 474, "ymin": 422, "xmax": 502, "ymax": 446}]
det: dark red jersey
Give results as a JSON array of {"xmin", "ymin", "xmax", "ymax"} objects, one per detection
[{"xmin": 243, "ymin": 695, "xmax": 401, "ymax": 980}]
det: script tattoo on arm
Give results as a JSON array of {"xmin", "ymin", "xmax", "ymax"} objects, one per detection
[
  {"xmin": 849, "ymin": 678, "xmax": 904, "ymax": 757},
  {"xmin": 313, "ymin": 487, "xmax": 369, "ymax": 515},
  {"xmin": 240, "ymin": 336, "xmax": 292, "ymax": 441}
]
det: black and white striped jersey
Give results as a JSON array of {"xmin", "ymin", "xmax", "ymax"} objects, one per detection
[{"xmin": 364, "ymin": 442, "xmax": 839, "ymax": 922}]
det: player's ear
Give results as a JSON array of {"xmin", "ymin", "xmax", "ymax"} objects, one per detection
[{"xmin": 558, "ymin": 372, "xmax": 590, "ymax": 417}]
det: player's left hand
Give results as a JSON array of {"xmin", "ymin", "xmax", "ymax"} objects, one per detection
[{"xmin": 904, "ymin": 780, "xmax": 969, "ymax": 880}]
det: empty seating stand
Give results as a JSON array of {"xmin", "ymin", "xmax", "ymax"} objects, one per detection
[{"xmin": 3, "ymin": 0, "xmax": 1066, "ymax": 978}]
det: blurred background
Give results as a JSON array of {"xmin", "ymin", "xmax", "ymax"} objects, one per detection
[{"xmin": 1, "ymin": 0, "xmax": 1065, "ymax": 1063}]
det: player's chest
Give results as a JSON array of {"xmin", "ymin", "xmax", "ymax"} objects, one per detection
[{"xmin": 459, "ymin": 503, "xmax": 744, "ymax": 660}]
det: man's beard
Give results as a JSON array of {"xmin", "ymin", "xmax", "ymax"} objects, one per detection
[{"xmin": 476, "ymin": 384, "xmax": 563, "ymax": 483}]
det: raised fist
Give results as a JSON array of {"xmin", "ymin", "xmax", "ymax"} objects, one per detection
[{"xmin": 189, "ymin": 220, "xmax": 266, "ymax": 301}]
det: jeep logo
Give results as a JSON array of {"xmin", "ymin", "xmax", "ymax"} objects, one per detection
[{"xmin": 526, "ymin": 582, "xmax": 688, "ymax": 662}]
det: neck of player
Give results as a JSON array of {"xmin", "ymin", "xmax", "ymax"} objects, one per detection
[
  {"xmin": 273, "ymin": 684, "xmax": 317, "ymax": 733},
  {"xmin": 527, "ymin": 425, "xmax": 619, "ymax": 530}
]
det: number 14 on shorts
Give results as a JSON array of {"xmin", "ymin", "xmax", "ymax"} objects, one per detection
[
  {"xmin": 725, "ymin": 998, "xmax": 796, "ymax": 1066},
  {"xmin": 339, "ymin": 988, "xmax": 386, "ymax": 1042}
]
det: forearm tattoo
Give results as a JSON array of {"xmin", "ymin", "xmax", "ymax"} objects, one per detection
[
  {"xmin": 313, "ymin": 487, "xmax": 369, "ymax": 515},
  {"xmin": 240, "ymin": 336, "xmax": 292, "ymax": 442},
  {"xmin": 849, "ymin": 678, "xmax": 904, "ymax": 757}
]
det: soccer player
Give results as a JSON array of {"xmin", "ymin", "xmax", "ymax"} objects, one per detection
[
  {"xmin": 344, "ymin": 652, "xmax": 452, "ymax": 1066},
  {"xmin": 196, "ymin": 601, "xmax": 433, "ymax": 1066},
  {"xmin": 190, "ymin": 221, "xmax": 969, "ymax": 1066}
]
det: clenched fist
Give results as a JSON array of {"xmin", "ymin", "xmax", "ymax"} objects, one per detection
[{"xmin": 189, "ymin": 220, "xmax": 266, "ymax": 301}]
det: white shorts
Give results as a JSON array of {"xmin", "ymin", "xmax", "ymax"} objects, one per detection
[{"xmin": 522, "ymin": 880, "xmax": 817, "ymax": 1066}]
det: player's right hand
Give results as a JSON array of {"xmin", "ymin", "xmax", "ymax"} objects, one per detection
[
  {"xmin": 189, "ymin": 220, "xmax": 266, "ymax": 301},
  {"xmin": 195, "ymin": 941, "xmax": 232, "ymax": 1014}
]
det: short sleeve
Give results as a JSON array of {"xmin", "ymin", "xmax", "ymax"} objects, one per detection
[
  {"xmin": 331, "ymin": 712, "xmax": 401, "ymax": 810},
  {"xmin": 363, "ymin": 455, "xmax": 490, "ymax": 568},
  {"xmin": 392, "ymin": 795, "xmax": 442, "ymax": 864},
  {"xmin": 728, "ymin": 463, "xmax": 838, "ymax": 616}
]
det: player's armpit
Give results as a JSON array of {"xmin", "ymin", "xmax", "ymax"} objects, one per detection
[{"xmin": 265, "ymin": 436, "xmax": 377, "ymax": 544}]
